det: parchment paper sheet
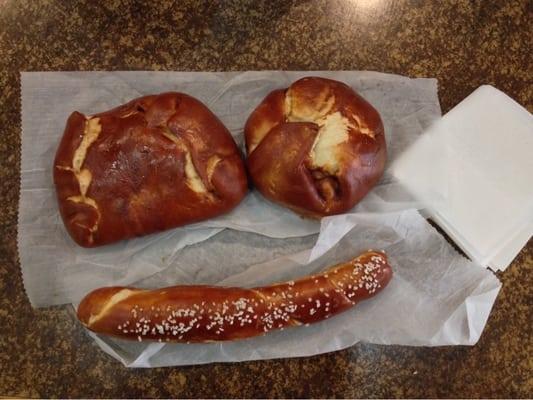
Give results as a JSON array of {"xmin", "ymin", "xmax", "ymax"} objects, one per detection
[
  {"xmin": 19, "ymin": 71, "xmax": 499, "ymax": 367},
  {"xmin": 19, "ymin": 70, "xmax": 442, "ymax": 307}
]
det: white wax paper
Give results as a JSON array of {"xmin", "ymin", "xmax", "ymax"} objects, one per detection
[
  {"xmin": 18, "ymin": 71, "xmax": 500, "ymax": 367},
  {"xmin": 19, "ymin": 71, "xmax": 442, "ymax": 307}
]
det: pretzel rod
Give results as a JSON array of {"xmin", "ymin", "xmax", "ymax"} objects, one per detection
[{"xmin": 77, "ymin": 250, "xmax": 392, "ymax": 343}]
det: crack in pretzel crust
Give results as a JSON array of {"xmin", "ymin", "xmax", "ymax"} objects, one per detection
[
  {"xmin": 56, "ymin": 117, "xmax": 102, "ymax": 244},
  {"xmin": 271, "ymin": 82, "xmax": 375, "ymax": 163},
  {"xmin": 77, "ymin": 251, "xmax": 393, "ymax": 343},
  {"xmin": 159, "ymin": 127, "xmax": 208, "ymax": 194},
  {"xmin": 87, "ymin": 288, "xmax": 138, "ymax": 326},
  {"xmin": 159, "ymin": 126, "xmax": 222, "ymax": 198},
  {"xmin": 351, "ymin": 113, "xmax": 374, "ymax": 138},
  {"xmin": 283, "ymin": 84, "xmax": 374, "ymax": 175}
]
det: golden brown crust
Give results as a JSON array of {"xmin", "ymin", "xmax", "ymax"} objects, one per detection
[
  {"xmin": 54, "ymin": 92, "xmax": 248, "ymax": 247},
  {"xmin": 245, "ymin": 77, "xmax": 387, "ymax": 217},
  {"xmin": 77, "ymin": 251, "xmax": 393, "ymax": 343}
]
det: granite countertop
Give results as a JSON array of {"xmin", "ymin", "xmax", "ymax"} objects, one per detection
[{"xmin": 0, "ymin": 0, "xmax": 531, "ymax": 397}]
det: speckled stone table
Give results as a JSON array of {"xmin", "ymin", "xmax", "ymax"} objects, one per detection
[{"xmin": 0, "ymin": 0, "xmax": 531, "ymax": 398}]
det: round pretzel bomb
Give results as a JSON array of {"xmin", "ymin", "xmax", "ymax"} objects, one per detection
[{"xmin": 245, "ymin": 77, "xmax": 387, "ymax": 217}]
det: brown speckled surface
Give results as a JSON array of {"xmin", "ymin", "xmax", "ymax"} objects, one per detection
[{"xmin": 0, "ymin": 0, "xmax": 532, "ymax": 398}]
